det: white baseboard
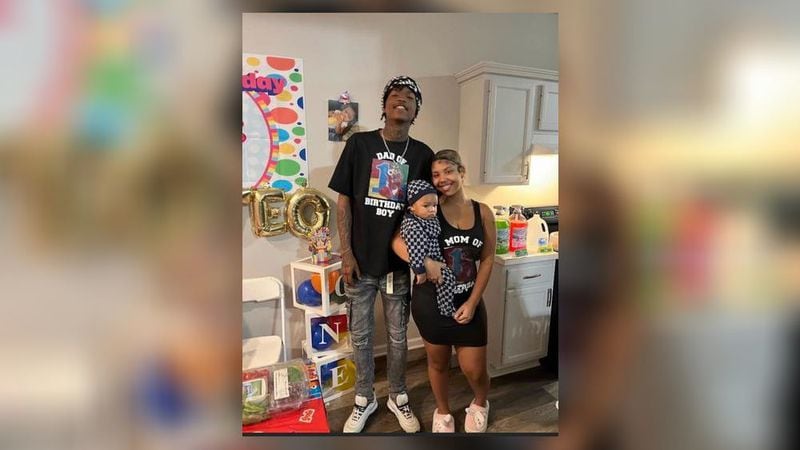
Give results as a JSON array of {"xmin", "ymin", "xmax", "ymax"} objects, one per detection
[{"xmin": 372, "ymin": 336, "xmax": 425, "ymax": 358}]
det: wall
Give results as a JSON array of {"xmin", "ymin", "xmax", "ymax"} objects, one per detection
[{"xmin": 242, "ymin": 13, "xmax": 558, "ymax": 357}]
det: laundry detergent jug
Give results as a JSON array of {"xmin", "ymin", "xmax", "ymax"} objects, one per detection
[
  {"xmin": 493, "ymin": 206, "xmax": 510, "ymax": 255},
  {"xmin": 509, "ymin": 206, "xmax": 528, "ymax": 255},
  {"xmin": 526, "ymin": 213, "xmax": 550, "ymax": 252}
]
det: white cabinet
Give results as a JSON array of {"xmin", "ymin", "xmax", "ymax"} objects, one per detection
[
  {"xmin": 485, "ymin": 254, "xmax": 556, "ymax": 377},
  {"xmin": 455, "ymin": 62, "xmax": 558, "ymax": 185},
  {"xmin": 501, "ymin": 285, "xmax": 552, "ymax": 366},
  {"xmin": 537, "ymin": 82, "xmax": 559, "ymax": 131},
  {"xmin": 483, "ymin": 77, "xmax": 536, "ymax": 184}
]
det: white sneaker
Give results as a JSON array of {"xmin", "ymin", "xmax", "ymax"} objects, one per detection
[
  {"xmin": 386, "ymin": 392, "xmax": 420, "ymax": 433},
  {"xmin": 464, "ymin": 399, "xmax": 490, "ymax": 433},
  {"xmin": 343, "ymin": 393, "xmax": 378, "ymax": 433},
  {"xmin": 431, "ymin": 408, "xmax": 455, "ymax": 433}
]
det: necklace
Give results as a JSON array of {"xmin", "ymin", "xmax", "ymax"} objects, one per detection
[{"xmin": 380, "ymin": 129, "xmax": 410, "ymax": 159}]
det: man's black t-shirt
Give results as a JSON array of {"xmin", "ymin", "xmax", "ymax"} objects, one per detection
[{"xmin": 328, "ymin": 129, "xmax": 433, "ymax": 277}]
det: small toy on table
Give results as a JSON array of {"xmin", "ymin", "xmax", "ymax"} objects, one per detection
[{"xmin": 308, "ymin": 227, "xmax": 332, "ymax": 264}]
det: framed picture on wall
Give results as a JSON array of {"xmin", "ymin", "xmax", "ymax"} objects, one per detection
[{"xmin": 327, "ymin": 100, "xmax": 358, "ymax": 142}]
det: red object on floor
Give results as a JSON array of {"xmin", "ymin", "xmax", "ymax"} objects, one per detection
[
  {"xmin": 242, "ymin": 361, "xmax": 329, "ymax": 434},
  {"xmin": 242, "ymin": 396, "xmax": 329, "ymax": 434}
]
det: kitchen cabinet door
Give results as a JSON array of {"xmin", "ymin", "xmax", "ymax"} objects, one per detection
[
  {"xmin": 501, "ymin": 285, "xmax": 552, "ymax": 366},
  {"xmin": 537, "ymin": 82, "xmax": 558, "ymax": 131},
  {"xmin": 483, "ymin": 77, "xmax": 536, "ymax": 184},
  {"xmin": 456, "ymin": 62, "xmax": 558, "ymax": 186}
]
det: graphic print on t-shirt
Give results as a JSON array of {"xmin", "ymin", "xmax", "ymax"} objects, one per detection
[
  {"xmin": 443, "ymin": 246, "xmax": 477, "ymax": 283},
  {"xmin": 368, "ymin": 159, "xmax": 408, "ymax": 202}
]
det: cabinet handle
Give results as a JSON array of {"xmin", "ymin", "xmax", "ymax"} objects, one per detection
[
  {"xmin": 523, "ymin": 274, "xmax": 542, "ymax": 280},
  {"xmin": 546, "ymin": 288, "xmax": 552, "ymax": 307},
  {"xmin": 504, "ymin": 270, "xmax": 509, "ymax": 303}
]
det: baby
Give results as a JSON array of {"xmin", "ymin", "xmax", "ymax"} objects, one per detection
[
  {"xmin": 328, "ymin": 104, "xmax": 357, "ymax": 140},
  {"xmin": 400, "ymin": 179, "xmax": 456, "ymax": 317}
]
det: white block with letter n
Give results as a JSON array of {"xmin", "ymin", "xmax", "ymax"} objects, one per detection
[{"xmin": 303, "ymin": 310, "xmax": 351, "ymax": 358}]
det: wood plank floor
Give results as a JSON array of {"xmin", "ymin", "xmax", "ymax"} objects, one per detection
[{"xmin": 324, "ymin": 348, "xmax": 559, "ymax": 433}]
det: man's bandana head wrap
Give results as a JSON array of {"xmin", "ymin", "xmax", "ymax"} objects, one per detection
[{"xmin": 381, "ymin": 75, "xmax": 422, "ymax": 122}]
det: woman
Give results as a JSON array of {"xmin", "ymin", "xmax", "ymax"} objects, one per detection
[{"xmin": 392, "ymin": 149, "xmax": 496, "ymax": 433}]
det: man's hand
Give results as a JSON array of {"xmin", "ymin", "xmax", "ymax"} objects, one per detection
[
  {"xmin": 415, "ymin": 272, "xmax": 428, "ymax": 285},
  {"xmin": 424, "ymin": 258, "xmax": 444, "ymax": 285},
  {"xmin": 341, "ymin": 250, "xmax": 361, "ymax": 286},
  {"xmin": 336, "ymin": 194, "xmax": 360, "ymax": 286}
]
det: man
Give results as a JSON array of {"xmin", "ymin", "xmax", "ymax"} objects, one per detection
[{"xmin": 328, "ymin": 76, "xmax": 433, "ymax": 433}]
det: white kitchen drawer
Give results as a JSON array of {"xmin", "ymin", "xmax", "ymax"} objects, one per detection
[
  {"xmin": 501, "ymin": 285, "xmax": 551, "ymax": 365},
  {"xmin": 505, "ymin": 260, "xmax": 555, "ymax": 291}
]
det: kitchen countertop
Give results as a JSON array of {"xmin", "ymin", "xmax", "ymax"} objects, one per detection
[{"xmin": 494, "ymin": 251, "xmax": 558, "ymax": 266}]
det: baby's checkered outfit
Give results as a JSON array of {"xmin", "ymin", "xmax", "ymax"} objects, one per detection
[{"xmin": 401, "ymin": 211, "xmax": 456, "ymax": 317}]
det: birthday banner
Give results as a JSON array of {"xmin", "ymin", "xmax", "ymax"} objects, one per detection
[{"xmin": 242, "ymin": 54, "xmax": 308, "ymax": 192}]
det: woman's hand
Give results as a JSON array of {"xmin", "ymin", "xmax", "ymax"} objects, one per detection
[
  {"xmin": 423, "ymin": 258, "xmax": 444, "ymax": 284},
  {"xmin": 415, "ymin": 272, "xmax": 428, "ymax": 285},
  {"xmin": 453, "ymin": 300, "xmax": 477, "ymax": 324}
]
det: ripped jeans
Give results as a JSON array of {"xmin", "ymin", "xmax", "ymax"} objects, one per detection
[{"xmin": 345, "ymin": 270, "xmax": 410, "ymax": 402}]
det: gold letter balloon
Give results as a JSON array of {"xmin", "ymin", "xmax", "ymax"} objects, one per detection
[
  {"xmin": 242, "ymin": 187, "xmax": 288, "ymax": 237},
  {"xmin": 242, "ymin": 187, "xmax": 331, "ymax": 239},
  {"xmin": 286, "ymin": 188, "xmax": 331, "ymax": 239}
]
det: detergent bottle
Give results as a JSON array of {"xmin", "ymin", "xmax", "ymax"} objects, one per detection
[
  {"xmin": 493, "ymin": 206, "xmax": 510, "ymax": 255},
  {"xmin": 508, "ymin": 205, "xmax": 528, "ymax": 255},
  {"xmin": 526, "ymin": 213, "xmax": 550, "ymax": 252}
]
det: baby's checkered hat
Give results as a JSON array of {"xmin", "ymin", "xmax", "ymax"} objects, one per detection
[{"xmin": 406, "ymin": 179, "xmax": 437, "ymax": 206}]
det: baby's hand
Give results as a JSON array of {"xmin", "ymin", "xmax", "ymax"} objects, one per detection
[
  {"xmin": 415, "ymin": 272, "xmax": 427, "ymax": 285},
  {"xmin": 423, "ymin": 258, "xmax": 444, "ymax": 284}
]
